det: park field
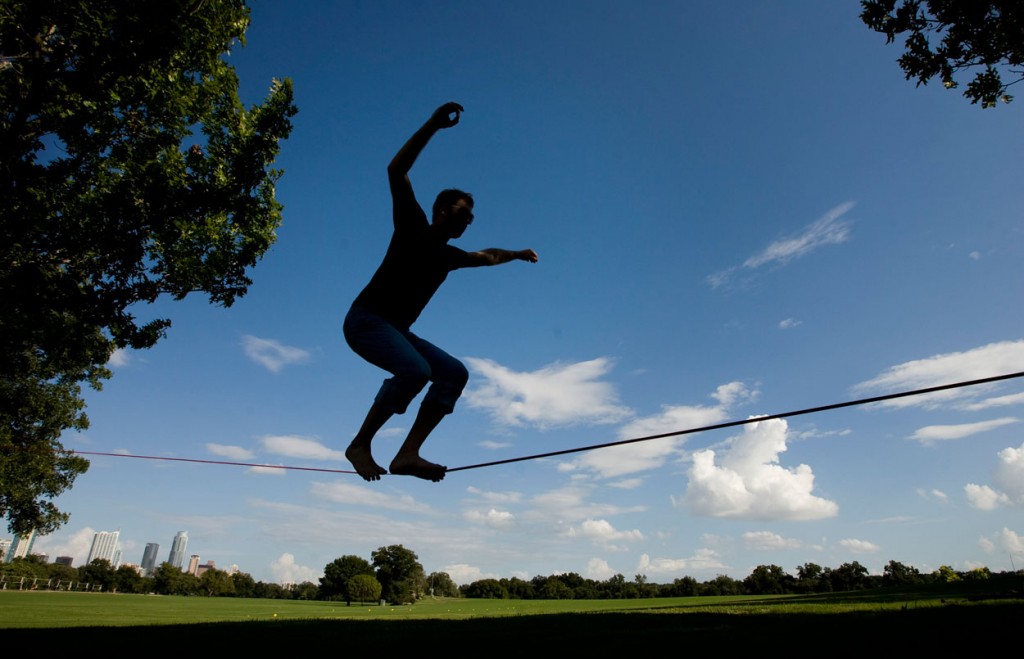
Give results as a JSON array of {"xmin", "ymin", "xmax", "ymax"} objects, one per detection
[{"xmin": 2, "ymin": 581, "xmax": 1022, "ymax": 653}]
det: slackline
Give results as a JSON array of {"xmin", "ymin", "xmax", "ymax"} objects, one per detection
[{"xmin": 73, "ymin": 370, "xmax": 1024, "ymax": 476}]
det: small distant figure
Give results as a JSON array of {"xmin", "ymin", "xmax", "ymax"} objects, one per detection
[{"xmin": 344, "ymin": 102, "xmax": 538, "ymax": 482}]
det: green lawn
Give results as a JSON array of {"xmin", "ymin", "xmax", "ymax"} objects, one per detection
[{"xmin": 2, "ymin": 583, "xmax": 1021, "ymax": 653}]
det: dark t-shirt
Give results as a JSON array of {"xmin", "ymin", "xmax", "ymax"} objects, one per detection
[{"xmin": 352, "ymin": 181, "xmax": 473, "ymax": 329}]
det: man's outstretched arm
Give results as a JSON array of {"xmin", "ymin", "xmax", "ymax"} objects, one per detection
[
  {"xmin": 465, "ymin": 248, "xmax": 539, "ymax": 267},
  {"xmin": 387, "ymin": 102, "xmax": 464, "ymax": 189}
]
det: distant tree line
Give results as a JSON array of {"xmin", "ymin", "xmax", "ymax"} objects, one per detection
[{"xmin": 1, "ymin": 549, "xmax": 1011, "ymax": 602}]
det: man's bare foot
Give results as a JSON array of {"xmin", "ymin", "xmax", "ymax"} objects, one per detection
[
  {"xmin": 389, "ymin": 455, "xmax": 446, "ymax": 482},
  {"xmin": 346, "ymin": 444, "xmax": 387, "ymax": 482}
]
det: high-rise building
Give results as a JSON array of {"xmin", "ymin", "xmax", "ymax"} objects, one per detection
[
  {"xmin": 187, "ymin": 554, "xmax": 200, "ymax": 576},
  {"xmin": 141, "ymin": 543, "xmax": 160, "ymax": 575},
  {"xmin": 86, "ymin": 530, "xmax": 120, "ymax": 566},
  {"xmin": 55, "ymin": 556, "xmax": 75, "ymax": 567},
  {"xmin": 6, "ymin": 529, "xmax": 37, "ymax": 561},
  {"xmin": 168, "ymin": 531, "xmax": 188, "ymax": 570}
]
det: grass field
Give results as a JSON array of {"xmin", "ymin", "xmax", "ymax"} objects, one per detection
[{"xmin": 2, "ymin": 579, "xmax": 1021, "ymax": 654}]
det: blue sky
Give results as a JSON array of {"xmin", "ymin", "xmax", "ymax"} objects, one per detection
[{"xmin": 23, "ymin": 1, "xmax": 1024, "ymax": 585}]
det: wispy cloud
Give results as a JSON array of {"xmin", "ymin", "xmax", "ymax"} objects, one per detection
[
  {"xmin": 464, "ymin": 357, "xmax": 632, "ymax": 428},
  {"xmin": 107, "ymin": 348, "xmax": 132, "ymax": 368},
  {"xmin": 636, "ymin": 548, "xmax": 727, "ymax": 574},
  {"xmin": 676, "ymin": 418, "xmax": 838, "ymax": 521},
  {"xmin": 207, "ymin": 443, "xmax": 255, "ymax": 460},
  {"xmin": 978, "ymin": 528, "xmax": 1024, "ymax": 555},
  {"xmin": 260, "ymin": 435, "xmax": 344, "ymax": 461},
  {"xmin": 909, "ymin": 417, "xmax": 1019, "ymax": 444},
  {"xmin": 310, "ymin": 481, "xmax": 433, "ymax": 513},
  {"xmin": 708, "ymin": 202, "xmax": 854, "ymax": 290},
  {"xmin": 852, "ymin": 340, "xmax": 1024, "ymax": 409},
  {"xmin": 743, "ymin": 530, "xmax": 803, "ymax": 550},
  {"xmin": 241, "ymin": 335, "xmax": 311, "ymax": 373},
  {"xmin": 838, "ymin": 538, "xmax": 880, "ymax": 554}
]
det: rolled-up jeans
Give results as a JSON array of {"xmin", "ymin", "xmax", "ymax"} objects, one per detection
[{"xmin": 344, "ymin": 304, "xmax": 469, "ymax": 415}]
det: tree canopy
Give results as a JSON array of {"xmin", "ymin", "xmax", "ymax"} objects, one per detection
[
  {"xmin": 860, "ymin": 0, "xmax": 1024, "ymax": 107},
  {"xmin": 0, "ymin": 0, "xmax": 296, "ymax": 534}
]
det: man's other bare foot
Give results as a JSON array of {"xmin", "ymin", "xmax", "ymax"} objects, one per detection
[
  {"xmin": 346, "ymin": 444, "xmax": 387, "ymax": 482},
  {"xmin": 389, "ymin": 455, "xmax": 447, "ymax": 482}
]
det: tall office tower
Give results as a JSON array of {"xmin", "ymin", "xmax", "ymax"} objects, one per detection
[
  {"xmin": 168, "ymin": 531, "xmax": 188, "ymax": 569},
  {"xmin": 141, "ymin": 543, "xmax": 160, "ymax": 575},
  {"xmin": 7, "ymin": 529, "xmax": 37, "ymax": 561},
  {"xmin": 86, "ymin": 530, "xmax": 120, "ymax": 565},
  {"xmin": 187, "ymin": 554, "xmax": 200, "ymax": 575},
  {"xmin": 55, "ymin": 556, "xmax": 75, "ymax": 567}
]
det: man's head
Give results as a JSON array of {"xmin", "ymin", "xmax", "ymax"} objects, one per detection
[{"xmin": 432, "ymin": 188, "xmax": 474, "ymax": 238}]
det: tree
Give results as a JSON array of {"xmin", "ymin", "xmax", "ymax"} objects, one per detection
[
  {"xmin": 199, "ymin": 568, "xmax": 235, "ymax": 597},
  {"xmin": 426, "ymin": 571, "xmax": 460, "ymax": 598},
  {"xmin": 0, "ymin": 0, "xmax": 296, "ymax": 535},
  {"xmin": 77, "ymin": 558, "xmax": 115, "ymax": 592},
  {"xmin": 371, "ymin": 544, "xmax": 425, "ymax": 604},
  {"xmin": 289, "ymin": 581, "xmax": 319, "ymax": 600},
  {"xmin": 463, "ymin": 578, "xmax": 509, "ymax": 599},
  {"xmin": 346, "ymin": 574, "xmax": 382, "ymax": 603},
  {"xmin": 829, "ymin": 561, "xmax": 871, "ymax": 592},
  {"xmin": 112, "ymin": 564, "xmax": 146, "ymax": 594},
  {"xmin": 860, "ymin": 1, "xmax": 1024, "ymax": 107},
  {"xmin": 882, "ymin": 559, "xmax": 922, "ymax": 586},
  {"xmin": 231, "ymin": 571, "xmax": 256, "ymax": 598},
  {"xmin": 152, "ymin": 562, "xmax": 197, "ymax": 595},
  {"xmin": 744, "ymin": 564, "xmax": 794, "ymax": 595},
  {"xmin": 320, "ymin": 555, "xmax": 375, "ymax": 602}
]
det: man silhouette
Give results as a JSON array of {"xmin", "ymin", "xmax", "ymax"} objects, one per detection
[{"xmin": 344, "ymin": 102, "xmax": 538, "ymax": 482}]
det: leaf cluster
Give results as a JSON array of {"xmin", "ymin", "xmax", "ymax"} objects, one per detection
[
  {"xmin": 0, "ymin": 0, "xmax": 296, "ymax": 534},
  {"xmin": 860, "ymin": 0, "xmax": 1024, "ymax": 107}
]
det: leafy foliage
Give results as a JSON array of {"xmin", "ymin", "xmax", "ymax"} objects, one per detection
[
  {"xmin": 0, "ymin": 0, "xmax": 296, "ymax": 534},
  {"xmin": 371, "ymin": 544, "xmax": 426, "ymax": 604},
  {"xmin": 860, "ymin": 0, "xmax": 1024, "ymax": 107}
]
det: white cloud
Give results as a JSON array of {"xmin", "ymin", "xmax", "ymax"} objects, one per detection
[
  {"xmin": 261, "ymin": 435, "xmax": 344, "ymax": 461},
  {"xmin": 961, "ymin": 392, "xmax": 1024, "ymax": 411},
  {"xmin": 838, "ymin": 538, "xmax": 880, "ymax": 554},
  {"xmin": 566, "ymin": 519, "xmax": 644, "ymax": 547},
  {"xmin": 206, "ymin": 444, "xmax": 255, "ymax": 460},
  {"xmin": 269, "ymin": 553, "xmax": 319, "ymax": 585},
  {"xmin": 979, "ymin": 528, "xmax": 1024, "ymax": 555},
  {"xmin": 478, "ymin": 439, "xmax": 512, "ymax": 450},
  {"xmin": 585, "ymin": 558, "xmax": 617, "ymax": 580},
  {"xmin": 916, "ymin": 488, "xmax": 948, "ymax": 503},
  {"xmin": 964, "ymin": 484, "xmax": 1008, "ymax": 510},
  {"xmin": 964, "ymin": 441, "xmax": 1024, "ymax": 510},
  {"xmin": 241, "ymin": 335, "xmax": 311, "ymax": 373},
  {"xmin": 637, "ymin": 548, "xmax": 727, "ymax": 574},
  {"xmin": 465, "ymin": 486, "xmax": 522, "ymax": 504},
  {"xmin": 442, "ymin": 564, "xmax": 497, "ymax": 585},
  {"xmin": 852, "ymin": 340, "xmax": 1024, "ymax": 409},
  {"xmin": 743, "ymin": 531, "xmax": 802, "ymax": 550},
  {"xmin": 778, "ymin": 318, "xmax": 802, "ymax": 330},
  {"xmin": 463, "ymin": 508, "xmax": 516, "ymax": 529},
  {"xmin": 708, "ymin": 202, "xmax": 854, "ymax": 289},
  {"xmin": 909, "ymin": 417, "xmax": 1019, "ymax": 444},
  {"xmin": 107, "ymin": 348, "xmax": 131, "ymax": 368},
  {"xmin": 34, "ymin": 527, "xmax": 97, "ymax": 567},
  {"xmin": 565, "ymin": 381, "xmax": 755, "ymax": 478},
  {"xmin": 464, "ymin": 357, "xmax": 631, "ymax": 428},
  {"xmin": 310, "ymin": 481, "xmax": 433, "ymax": 513},
  {"xmin": 677, "ymin": 418, "xmax": 838, "ymax": 521},
  {"xmin": 993, "ymin": 442, "xmax": 1024, "ymax": 506}
]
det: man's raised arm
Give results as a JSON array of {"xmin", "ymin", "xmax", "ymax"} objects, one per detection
[{"xmin": 387, "ymin": 102, "xmax": 464, "ymax": 189}]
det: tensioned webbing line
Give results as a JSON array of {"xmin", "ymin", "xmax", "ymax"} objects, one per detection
[
  {"xmin": 73, "ymin": 371, "xmax": 1024, "ymax": 476},
  {"xmin": 446, "ymin": 370, "xmax": 1024, "ymax": 473}
]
